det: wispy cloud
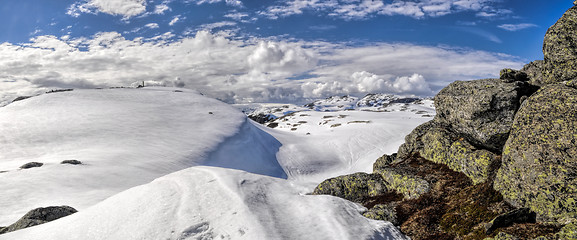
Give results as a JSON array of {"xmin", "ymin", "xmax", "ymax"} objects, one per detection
[
  {"xmin": 0, "ymin": 31, "xmax": 523, "ymax": 106},
  {"xmin": 498, "ymin": 23, "xmax": 538, "ymax": 31},
  {"xmin": 145, "ymin": 23, "xmax": 160, "ymax": 29},
  {"xmin": 260, "ymin": 0, "xmax": 509, "ymax": 20},
  {"xmin": 169, "ymin": 15, "xmax": 182, "ymax": 26}
]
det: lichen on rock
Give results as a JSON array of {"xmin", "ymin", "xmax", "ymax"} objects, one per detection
[
  {"xmin": 375, "ymin": 167, "xmax": 430, "ymax": 199},
  {"xmin": 434, "ymin": 78, "xmax": 538, "ymax": 152},
  {"xmin": 362, "ymin": 202, "xmax": 399, "ymax": 225},
  {"xmin": 494, "ymin": 84, "xmax": 577, "ymax": 224},
  {"xmin": 542, "ymin": 5, "xmax": 577, "ymax": 84},
  {"xmin": 420, "ymin": 127, "xmax": 499, "ymax": 185},
  {"xmin": 312, "ymin": 172, "xmax": 390, "ymax": 202},
  {"xmin": 373, "ymin": 153, "xmax": 397, "ymax": 172}
]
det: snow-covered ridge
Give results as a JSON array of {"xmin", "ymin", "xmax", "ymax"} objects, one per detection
[
  {"xmin": 0, "ymin": 87, "xmax": 425, "ymax": 239},
  {"xmin": 239, "ymin": 93, "xmax": 435, "ymax": 125}
]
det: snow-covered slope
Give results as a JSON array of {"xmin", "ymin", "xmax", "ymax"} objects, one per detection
[
  {"xmin": 265, "ymin": 110, "xmax": 433, "ymax": 186},
  {"xmin": 0, "ymin": 87, "xmax": 423, "ymax": 240},
  {"xmin": 0, "ymin": 88, "xmax": 279, "ymax": 225}
]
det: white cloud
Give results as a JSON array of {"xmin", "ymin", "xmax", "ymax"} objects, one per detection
[
  {"xmin": 350, "ymin": 71, "xmax": 432, "ymax": 94},
  {"xmin": 0, "ymin": 31, "xmax": 523, "ymax": 106},
  {"xmin": 154, "ymin": 4, "xmax": 171, "ymax": 14},
  {"xmin": 498, "ymin": 23, "xmax": 538, "ymax": 31},
  {"xmin": 260, "ymin": 0, "xmax": 508, "ymax": 20},
  {"xmin": 145, "ymin": 23, "xmax": 160, "ymax": 29},
  {"xmin": 169, "ymin": 16, "xmax": 181, "ymax": 26},
  {"xmin": 67, "ymin": 0, "xmax": 147, "ymax": 19}
]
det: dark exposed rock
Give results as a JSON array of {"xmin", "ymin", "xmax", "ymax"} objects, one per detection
[
  {"xmin": 485, "ymin": 208, "xmax": 537, "ymax": 234},
  {"xmin": 372, "ymin": 153, "xmax": 397, "ymax": 171},
  {"xmin": 248, "ymin": 113, "xmax": 276, "ymax": 124},
  {"xmin": 521, "ymin": 60, "xmax": 545, "ymax": 86},
  {"xmin": 494, "ymin": 84, "xmax": 577, "ymax": 223},
  {"xmin": 0, "ymin": 206, "xmax": 77, "ymax": 235},
  {"xmin": 266, "ymin": 122, "xmax": 279, "ymax": 128},
  {"xmin": 500, "ymin": 69, "xmax": 529, "ymax": 83},
  {"xmin": 362, "ymin": 202, "xmax": 399, "ymax": 225},
  {"xmin": 12, "ymin": 96, "xmax": 32, "ymax": 103},
  {"xmin": 312, "ymin": 172, "xmax": 390, "ymax": 203},
  {"xmin": 19, "ymin": 162, "xmax": 43, "ymax": 169},
  {"xmin": 61, "ymin": 160, "xmax": 82, "ymax": 165},
  {"xmin": 542, "ymin": 5, "xmax": 577, "ymax": 84},
  {"xmin": 434, "ymin": 78, "xmax": 538, "ymax": 152}
]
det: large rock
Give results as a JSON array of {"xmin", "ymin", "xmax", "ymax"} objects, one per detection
[
  {"xmin": 434, "ymin": 78, "xmax": 537, "ymax": 152},
  {"xmin": 494, "ymin": 84, "xmax": 577, "ymax": 223},
  {"xmin": 0, "ymin": 206, "xmax": 77, "ymax": 234},
  {"xmin": 312, "ymin": 172, "xmax": 389, "ymax": 203},
  {"xmin": 521, "ymin": 60, "xmax": 545, "ymax": 86},
  {"xmin": 397, "ymin": 121, "xmax": 499, "ymax": 185},
  {"xmin": 543, "ymin": 5, "xmax": 577, "ymax": 84}
]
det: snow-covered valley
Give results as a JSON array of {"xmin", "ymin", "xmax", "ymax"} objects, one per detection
[{"xmin": 0, "ymin": 88, "xmax": 433, "ymax": 239}]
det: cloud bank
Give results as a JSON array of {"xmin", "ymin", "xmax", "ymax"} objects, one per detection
[{"xmin": 0, "ymin": 31, "xmax": 523, "ymax": 106}]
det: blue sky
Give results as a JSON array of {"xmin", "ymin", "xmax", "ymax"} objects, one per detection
[{"xmin": 0, "ymin": 0, "xmax": 574, "ymax": 104}]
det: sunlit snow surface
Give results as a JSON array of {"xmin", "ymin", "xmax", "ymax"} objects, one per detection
[{"xmin": 0, "ymin": 88, "xmax": 433, "ymax": 239}]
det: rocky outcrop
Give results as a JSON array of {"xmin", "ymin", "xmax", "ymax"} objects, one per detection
[
  {"xmin": 0, "ymin": 206, "xmax": 77, "ymax": 234},
  {"xmin": 543, "ymin": 5, "xmax": 577, "ymax": 84},
  {"xmin": 312, "ymin": 172, "xmax": 390, "ymax": 202},
  {"xmin": 434, "ymin": 78, "xmax": 537, "ymax": 152},
  {"xmin": 494, "ymin": 84, "xmax": 577, "ymax": 223}
]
